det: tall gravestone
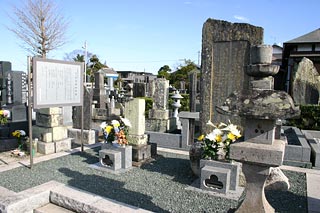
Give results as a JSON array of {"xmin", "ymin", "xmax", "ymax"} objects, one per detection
[
  {"xmin": 200, "ymin": 19, "xmax": 263, "ymax": 133},
  {"xmin": 292, "ymin": 57, "xmax": 320, "ymax": 105},
  {"xmin": 145, "ymin": 78, "xmax": 170, "ymax": 132},
  {"xmin": 68, "ymin": 86, "xmax": 97, "ymax": 145},
  {"xmin": 93, "ymin": 70, "xmax": 106, "ymax": 109},
  {"xmin": 0, "ymin": 61, "xmax": 12, "ymax": 106}
]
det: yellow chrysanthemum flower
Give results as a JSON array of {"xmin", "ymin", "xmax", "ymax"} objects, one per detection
[
  {"xmin": 105, "ymin": 125, "xmax": 113, "ymax": 134},
  {"xmin": 197, "ymin": 134, "xmax": 204, "ymax": 141},
  {"xmin": 227, "ymin": 132, "xmax": 236, "ymax": 141},
  {"xmin": 215, "ymin": 135, "xmax": 222, "ymax": 143}
]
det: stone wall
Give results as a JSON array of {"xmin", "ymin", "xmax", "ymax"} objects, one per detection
[{"xmin": 200, "ymin": 19, "xmax": 263, "ymax": 133}]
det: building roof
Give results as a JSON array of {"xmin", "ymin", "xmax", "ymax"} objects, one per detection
[
  {"xmin": 98, "ymin": 68, "xmax": 118, "ymax": 77},
  {"xmin": 285, "ymin": 28, "xmax": 320, "ymax": 44}
]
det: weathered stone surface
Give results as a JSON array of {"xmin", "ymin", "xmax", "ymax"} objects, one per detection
[
  {"xmin": 68, "ymin": 128, "xmax": 97, "ymax": 145},
  {"xmin": 149, "ymin": 78, "xmax": 169, "ymax": 111},
  {"xmin": 236, "ymin": 163, "xmax": 275, "ymax": 213},
  {"xmin": 35, "ymin": 107, "xmax": 62, "ymax": 115},
  {"xmin": 145, "ymin": 118, "xmax": 169, "ymax": 132},
  {"xmin": 250, "ymin": 77, "xmax": 274, "ymax": 90},
  {"xmin": 246, "ymin": 64, "xmax": 279, "ymax": 77},
  {"xmin": 265, "ymin": 167, "xmax": 290, "ymax": 191},
  {"xmin": 37, "ymin": 141, "xmax": 55, "ymax": 154},
  {"xmin": 36, "ymin": 113, "xmax": 63, "ymax": 128},
  {"xmin": 33, "ymin": 126, "xmax": 68, "ymax": 142},
  {"xmin": 55, "ymin": 138, "xmax": 72, "ymax": 152},
  {"xmin": 292, "ymin": 57, "xmax": 320, "ymax": 105},
  {"xmin": 230, "ymin": 140, "xmax": 285, "ymax": 166},
  {"xmin": 200, "ymin": 19, "xmax": 263, "ymax": 133},
  {"xmin": 72, "ymin": 86, "xmax": 93, "ymax": 130},
  {"xmin": 124, "ymin": 98, "xmax": 146, "ymax": 136},
  {"xmin": 132, "ymin": 144, "xmax": 151, "ymax": 162},
  {"xmin": 216, "ymin": 89, "xmax": 300, "ymax": 120},
  {"xmin": 93, "ymin": 71, "xmax": 107, "ymax": 109},
  {"xmin": 250, "ymin": 45, "xmax": 273, "ymax": 64}
]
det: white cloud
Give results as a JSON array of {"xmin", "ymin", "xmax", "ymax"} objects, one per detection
[
  {"xmin": 184, "ymin": 1, "xmax": 192, "ymax": 4},
  {"xmin": 233, "ymin": 15, "xmax": 249, "ymax": 22}
]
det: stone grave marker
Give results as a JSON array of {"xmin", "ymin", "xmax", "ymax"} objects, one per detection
[
  {"xmin": 292, "ymin": 57, "xmax": 320, "ymax": 105},
  {"xmin": 146, "ymin": 78, "xmax": 169, "ymax": 132},
  {"xmin": 200, "ymin": 18, "xmax": 263, "ymax": 133}
]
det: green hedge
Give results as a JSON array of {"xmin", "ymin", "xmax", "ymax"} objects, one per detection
[
  {"xmin": 139, "ymin": 97, "xmax": 153, "ymax": 118},
  {"xmin": 286, "ymin": 105, "xmax": 320, "ymax": 130}
]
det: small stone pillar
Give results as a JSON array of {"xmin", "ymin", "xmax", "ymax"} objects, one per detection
[{"xmin": 216, "ymin": 45, "xmax": 300, "ymax": 212}]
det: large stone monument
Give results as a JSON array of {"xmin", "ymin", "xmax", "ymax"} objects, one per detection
[
  {"xmin": 145, "ymin": 78, "xmax": 169, "ymax": 132},
  {"xmin": 217, "ymin": 45, "xmax": 300, "ymax": 212},
  {"xmin": 200, "ymin": 19, "xmax": 263, "ymax": 134},
  {"xmin": 292, "ymin": 57, "xmax": 320, "ymax": 105}
]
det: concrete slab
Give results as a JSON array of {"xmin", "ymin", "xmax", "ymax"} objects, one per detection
[{"xmin": 307, "ymin": 173, "xmax": 320, "ymax": 213}]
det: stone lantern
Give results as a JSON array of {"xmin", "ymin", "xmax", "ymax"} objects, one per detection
[
  {"xmin": 171, "ymin": 90, "xmax": 183, "ymax": 130},
  {"xmin": 216, "ymin": 45, "xmax": 300, "ymax": 212}
]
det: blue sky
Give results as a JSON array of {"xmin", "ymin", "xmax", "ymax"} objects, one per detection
[{"xmin": 0, "ymin": 0, "xmax": 319, "ymax": 74}]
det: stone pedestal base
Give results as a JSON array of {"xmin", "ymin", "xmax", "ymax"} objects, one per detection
[
  {"xmin": 67, "ymin": 128, "xmax": 98, "ymax": 145},
  {"xmin": 236, "ymin": 163, "xmax": 274, "ymax": 213},
  {"xmin": 132, "ymin": 144, "xmax": 151, "ymax": 162},
  {"xmin": 99, "ymin": 144, "xmax": 132, "ymax": 171},
  {"xmin": 37, "ymin": 138, "xmax": 72, "ymax": 155}
]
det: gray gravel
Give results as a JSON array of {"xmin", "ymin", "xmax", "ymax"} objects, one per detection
[{"xmin": 0, "ymin": 147, "xmax": 307, "ymax": 213}]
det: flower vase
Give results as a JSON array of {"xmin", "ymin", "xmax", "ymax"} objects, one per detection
[{"xmin": 189, "ymin": 141, "xmax": 203, "ymax": 177}]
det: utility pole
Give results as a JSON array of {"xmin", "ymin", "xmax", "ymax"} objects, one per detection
[{"xmin": 83, "ymin": 41, "xmax": 87, "ymax": 84}]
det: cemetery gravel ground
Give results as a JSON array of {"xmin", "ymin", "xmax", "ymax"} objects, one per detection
[{"xmin": 0, "ymin": 147, "xmax": 307, "ymax": 213}]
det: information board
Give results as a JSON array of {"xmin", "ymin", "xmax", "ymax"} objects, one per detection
[{"xmin": 33, "ymin": 58, "xmax": 83, "ymax": 109}]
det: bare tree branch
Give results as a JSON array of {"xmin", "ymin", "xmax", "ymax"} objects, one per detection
[{"xmin": 7, "ymin": 0, "xmax": 69, "ymax": 58}]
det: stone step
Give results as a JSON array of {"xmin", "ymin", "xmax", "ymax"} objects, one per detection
[
  {"xmin": 34, "ymin": 203, "xmax": 75, "ymax": 213},
  {"xmin": 50, "ymin": 184, "xmax": 152, "ymax": 213}
]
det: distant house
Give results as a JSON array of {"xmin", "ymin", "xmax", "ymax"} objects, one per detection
[
  {"xmin": 281, "ymin": 28, "xmax": 320, "ymax": 93},
  {"xmin": 116, "ymin": 71, "xmax": 157, "ymax": 84},
  {"xmin": 116, "ymin": 71, "xmax": 157, "ymax": 97},
  {"xmin": 272, "ymin": 44, "xmax": 283, "ymax": 66}
]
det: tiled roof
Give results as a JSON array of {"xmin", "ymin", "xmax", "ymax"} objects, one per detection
[{"xmin": 285, "ymin": 28, "xmax": 320, "ymax": 43}]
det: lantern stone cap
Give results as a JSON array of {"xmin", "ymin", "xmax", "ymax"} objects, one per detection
[
  {"xmin": 216, "ymin": 90, "xmax": 300, "ymax": 120},
  {"xmin": 171, "ymin": 91, "xmax": 183, "ymax": 99}
]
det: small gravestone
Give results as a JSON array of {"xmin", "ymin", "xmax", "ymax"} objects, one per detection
[{"xmin": 292, "ymin": 57, "xmax": 320, "ymax": 105}]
